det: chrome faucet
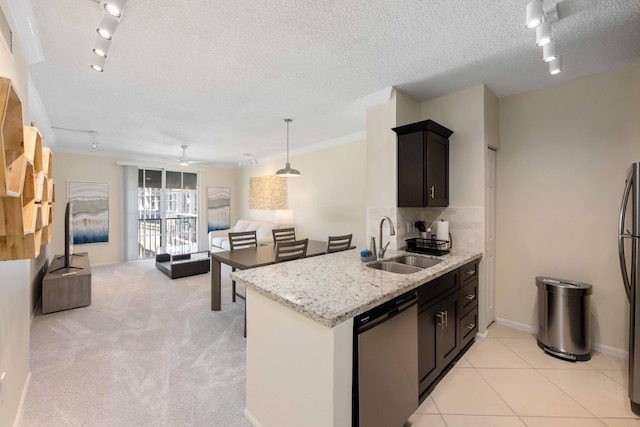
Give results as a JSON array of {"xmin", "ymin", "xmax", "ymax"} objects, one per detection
[{"xmin": 378, "ymin": 216, "xmax": 396, "ymax": 259}]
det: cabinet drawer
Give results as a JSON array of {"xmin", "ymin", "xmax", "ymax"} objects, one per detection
[
  {"xmin": 460, "ymin": 307, "xmax": 478, "ymax": 348},
  {"xmin": 460, "ymin": 260, "xmax": 478, "ymax": 285},
  {"xmin": 418, "ymin": 269, "xmax": 457, "ymax": 307},
  {"xmin": 459, "ymin": 278, "xmax": 478, "ymax": 314}
]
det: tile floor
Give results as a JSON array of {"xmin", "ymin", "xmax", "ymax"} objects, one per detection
[{"xmin": 407, "ymin": 323, "xmax": 640, "ymax": 427}]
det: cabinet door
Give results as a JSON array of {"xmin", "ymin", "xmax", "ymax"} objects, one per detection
[
  {"xmin": 436, "ymin": 292, "xmax": 459, "ymax": 369},
  {"xmin": 397, "ymin": 131, "xmax": 426, "ymax": 207},
  {"xmin": 418, "ymin": 291, "xmax": 459, "ymax": 396},
  {"xmin": 418, "ymin": 304, "xmax": 438, "ymax": 396},
  {"xmin": 426, "ymin": 132, "xmax": 449, "ymax": 207}
]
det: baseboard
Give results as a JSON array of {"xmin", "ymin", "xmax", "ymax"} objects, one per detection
[
  {"xmin": 494, "ymin": 317, "xmax": 629, "ymax": 359},
  {"xmin": 475, "ymin": 329, "xmax": 489, "ymax": 342},
  {"xmin": 593, "ymin": 342, "xmax": 629, "ymax": 360},
  {"xmin": 13, "ymin": 371, "xmax": 31, "ymax": 427},
  {"xmin": 494, "ymin": 317, "xmax": 537, "ymax": 334},
  {"xmin": 244, "ymin": 408, "xmax": 263, "ymax": 427}
]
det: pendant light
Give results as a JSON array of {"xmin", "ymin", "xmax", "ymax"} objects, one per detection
[{"xmin": 275, "ymin": 118, "xmax": 301, "ymax": 177}]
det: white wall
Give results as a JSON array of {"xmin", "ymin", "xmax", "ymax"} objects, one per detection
[
  {"xmin": 0, "ymin": 4, "xmax": 38, "ymax": 424},
  {"xmin": 496, "ymin": 65, "xmax": 640, "ymax": 352},
  {"xmin": 236, "ymin": 139, "xmax": 368, "ymax": 249}
]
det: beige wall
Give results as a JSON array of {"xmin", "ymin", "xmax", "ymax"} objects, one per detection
[
  {"xmin": 0, "ymin": 6, "xmax": 38, "ymax": 425},
  {"xmin": 421, "ymin": 85, "xmax": 486, "ymax": 208},
  {"xmin": 366, "ymin": 98, "xmax": 396, "ymax": 209},
  {"xmin": 52, "ymin": 153, "xmax": 123, "ymax": 265},
  {"xmin": 53, "ymin": 154, "xmax": 236, "ymax": 260},
  {"xmin": 236, "ymin": 139, "xmax": 368, "ymax": 249},
  {"xmin": 496, "ymin": 65, "xmax": 640, "ymax": 353}
]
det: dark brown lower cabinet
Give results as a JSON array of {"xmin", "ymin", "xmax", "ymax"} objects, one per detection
[
  {"xmin": 418, "ymin": 291, "xmax": 458, "ymax": 397},
  {"xmin": 417, "ymin": 260, "xmax": 479, "ymax": 400}
]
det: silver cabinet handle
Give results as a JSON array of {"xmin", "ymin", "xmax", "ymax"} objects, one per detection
[
  {"xmin": 436, "ymin": 311, "xmax": 445, "ymax": 329},
  {"xmin": 443, "ymin": 310, "xmax": 448, "ymax": 328},
  {"xmin": 465, "ymin": 294, "xmax": 476, "ymax": 301},
  {"xmin": 430, "ymin": 186, "xmax": 435, "ymax": 198},
  {"xmin": 466, "ymin": 269, "xmax": 475, "ymax": 275},
  {"xmin": 466, "ymin": 323, "xmax": 476, "ymax": 330}
]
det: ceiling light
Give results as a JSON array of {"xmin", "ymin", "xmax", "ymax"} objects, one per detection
[
  {"xmin": 103, "ymin": 0, "xmax": 127, "ymax": 18},
  {"xmin": 90, "ymin": 55, "xmax": 106, "ymax": 72},
  {"xmin": 93, "ymin": 36, "xmax": 111, "ymax": 58},
  {"xmin": 275, "ymin": 119, "xmax": 301, "ymax": 177},
  {"xmin": 543, "ymin": 41, "xmax": 558, "ymax": 63},
  {"xmin": 525, "ymin": 0, "xmax": 543, "ymax": 28},
  {"xmin": 179, "ymin": 145, "xmax": 190, "ymax": 166},
  {"xmin": 535, "ymin": 22, "xmax": 552, "ymax": 47},
  {"xmin": 549, "ymin": 56, "xmax": 562, "ymax": 75},
  {"xmin": 96, "ymin": 14, "xmax": 119, "ymax": 40}
]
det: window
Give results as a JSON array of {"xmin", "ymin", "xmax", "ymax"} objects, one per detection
[{"xmin": 136, "ymin": 169, "xmax": 198, "ymax": 258}]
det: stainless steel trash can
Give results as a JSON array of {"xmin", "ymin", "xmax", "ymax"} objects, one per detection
[{"xmin": 536, "ymin": 276, "xmax": 592, "ymax": 361}]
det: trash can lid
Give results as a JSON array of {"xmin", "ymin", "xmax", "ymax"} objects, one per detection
[{"xmin": 536, "ymin": 276, "xmax": 593, "ymax": 295}]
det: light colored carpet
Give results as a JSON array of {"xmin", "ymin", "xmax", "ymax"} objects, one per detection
[{"xmin": 20, "ymin": 259, "xmax": 251, "ymax": 427}]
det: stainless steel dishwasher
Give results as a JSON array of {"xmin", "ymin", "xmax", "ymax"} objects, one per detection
[{"xmin": 353, "ymin": 291, "xmax": 418, "ymax": 427}]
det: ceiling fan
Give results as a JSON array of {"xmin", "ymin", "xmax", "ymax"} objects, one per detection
[{"xmin": 177, "ymin": 145, "xmax": 191, "ymax": 166}]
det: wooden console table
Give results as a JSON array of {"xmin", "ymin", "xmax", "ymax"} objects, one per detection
[{"xmin": 42, "ymin": 252, "xmax": 92, "ymax": 314}]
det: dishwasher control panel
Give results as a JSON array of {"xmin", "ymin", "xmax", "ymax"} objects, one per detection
[{"xmin": 356, "ymin": 291, "xmax": 417, "ymax": 329}]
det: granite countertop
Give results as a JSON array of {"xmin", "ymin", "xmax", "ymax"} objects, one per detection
[{"xmin": 231, "ymin": 248, "xmax": 482, "ymax": 328}]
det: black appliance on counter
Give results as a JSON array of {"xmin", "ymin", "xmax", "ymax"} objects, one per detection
[{"xmin": 405, "ymin": 237, "xmax": 451, "ymax": 256}]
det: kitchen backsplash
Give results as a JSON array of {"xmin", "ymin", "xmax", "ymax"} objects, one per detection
[{"xmin": 368, "ymin": 207, "xmax": 483, "ymax": 253}]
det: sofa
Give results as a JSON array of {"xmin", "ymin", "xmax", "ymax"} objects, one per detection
[{"xmin": 208, "ymin": 219, "xmax": 278, "ymax": 251}]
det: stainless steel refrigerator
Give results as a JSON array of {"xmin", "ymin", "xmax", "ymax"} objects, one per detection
[{"xmin": 619, "ymin": 162, "xmax": 640, "ymax": 414}]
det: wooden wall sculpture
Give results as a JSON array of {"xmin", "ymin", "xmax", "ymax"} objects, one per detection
[{"xmin": 0, "ymin": 77, "xmax": 55, "ymax": 261}]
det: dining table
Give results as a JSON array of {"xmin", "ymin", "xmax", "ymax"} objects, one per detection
[{"xmin": 210, "ymin": 239, "xmax": 335, "ymax": 310}]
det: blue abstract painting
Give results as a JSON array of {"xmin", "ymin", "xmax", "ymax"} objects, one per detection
[
  {"xmin": 68, "ymin": 181, "xmax": 109, "ymax": 244},
  {"xmin": 207, "ymin": 187, "xmax": 230, "ymax": 233}
]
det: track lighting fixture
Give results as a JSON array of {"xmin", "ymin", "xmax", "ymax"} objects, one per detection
[
  {"xmin": 93, "ymin": 36, "xmax": 110, "ymax": 58},
  {"xmin": 90, "ymin": 55, "xmax": 106, "ymax": 72},
  {"xmin": 96, "ymin": 14, "xmax": 119, "ymax": 40},
  {"xmin": 525, "ymin": 1, "xmax": 562, "ymax": 75},
  {"xmin": 525, "ymin": 0, "xmax": 543, "ymax": 28},
  {"xmin": 543, "ymin": 41, "xmax": 558, "ymax": 63},
  {"xmin": 535, "ymin": 22, "xmax": 552, "ymax": 47},
  {"xmin": 103, "ymin": 0, "xmax": 127, "ymax": 18},
  {"xmin": 549, "ymin": 56, "xmax": 562, "ymax": 75},
  {"xmin": 91, "ymin": 1, "xmax": 128, "ymax": 72}
]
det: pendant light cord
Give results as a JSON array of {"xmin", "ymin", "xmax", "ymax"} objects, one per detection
[{"xmin": 285, "ymin": 118, "xmax": 292, "ymax": 163}]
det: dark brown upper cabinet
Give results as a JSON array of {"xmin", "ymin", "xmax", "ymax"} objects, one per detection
[{"xmin": 392, "ymin": 120, "xmax": 454, "ymax": 207}]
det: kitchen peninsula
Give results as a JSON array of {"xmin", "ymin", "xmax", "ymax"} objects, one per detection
[{"xmin": 231, "ymin": 248, "xmax": 482, "ymax": 427}]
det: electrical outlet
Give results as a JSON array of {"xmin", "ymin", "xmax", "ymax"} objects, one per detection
[{"xmin": 0, "ymin": 372, "xmax": 5, "ymax": 403}]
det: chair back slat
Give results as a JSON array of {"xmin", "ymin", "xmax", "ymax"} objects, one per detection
[
  {"xmin": 274, "ymin": 238, "xmax": 309, "ymax": 263},
  {"xmin": 326, "ymin": 234, "xmax": 353, "ymax": 254},
  {"xmin": 272, "ymin": 227, "xmax": 296, "ymax": 245},
  {"xmin": 229, "ymin": 230, "xmax": 258, "ymax": 250}
]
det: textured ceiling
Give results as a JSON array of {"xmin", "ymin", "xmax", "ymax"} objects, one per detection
[{"xmin": 23, "ymin": 0, "xmax": 640, "ymax": 167}]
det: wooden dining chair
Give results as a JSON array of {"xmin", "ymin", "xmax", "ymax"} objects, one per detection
[
  {"xmin": 229, "ymin": 231, "xmax": 258, "ymax": 303},
  {"xmin": 274, "ymin": 238, "xmax": 309, "ymax": 263},
  {"xmin": 272, "ymin": 227, "xmax": 296, "ymax": 245},
  {"xmin": 326, "ymin": 234, "xmax": 352, "ymax": 254}
]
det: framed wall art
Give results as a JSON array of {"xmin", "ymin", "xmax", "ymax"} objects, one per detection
[
  {"xmin": 68, "ymin": 180, "xmax": 109, "ymax": 244},
  {"xmin": 207, "ymin": 187, "xmax": 230, "ymax": 233}
]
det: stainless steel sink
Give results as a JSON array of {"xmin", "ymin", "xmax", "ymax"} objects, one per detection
[
  {"xmin": 393, "ymin": 255, "xmax": 442, "ymax": 269},
  {"xmin": 367, "ymin": 261, "xmax": 423, "ymax": 274}
]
